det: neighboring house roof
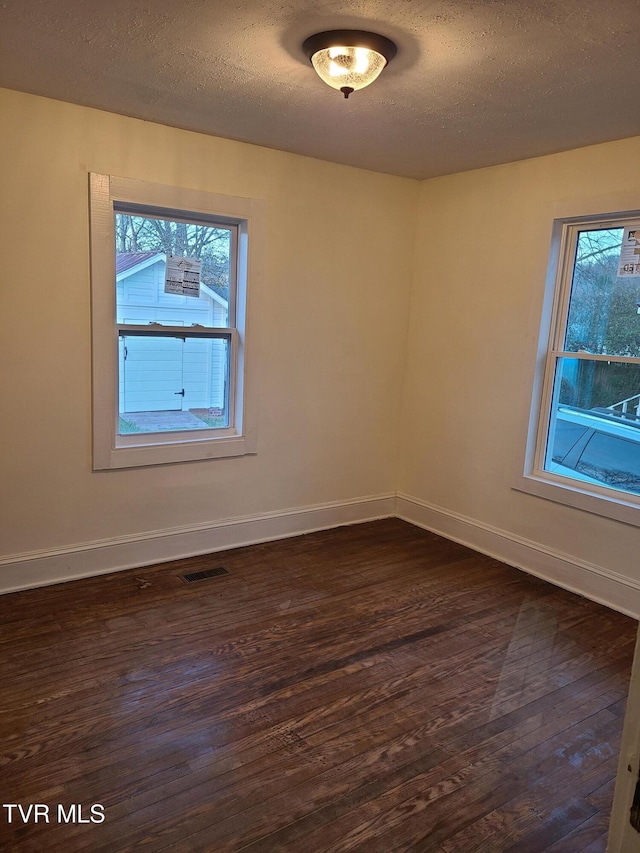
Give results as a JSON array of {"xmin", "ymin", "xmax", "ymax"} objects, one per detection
[{"xmin": 116, "ymin": 251, "xmax": 165, "ymax": 277}]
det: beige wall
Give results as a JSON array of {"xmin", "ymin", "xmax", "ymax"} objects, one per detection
[
  {"xmin": 2, "ymin": 86, "xmax": 640, "ymax": 604},
  {"xmin": 0, "ymin": 88, "xmax": 417, "ymax": 560},
  {"xmin": 399, "ymin": 137, "xmax": 640, "ymax": 591}
]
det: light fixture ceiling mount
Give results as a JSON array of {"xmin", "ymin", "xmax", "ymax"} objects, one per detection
[{"xmin": 303, "ymin": 30, "xmax": 397, "ymax": 99}]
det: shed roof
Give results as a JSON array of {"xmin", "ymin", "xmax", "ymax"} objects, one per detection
[{"xmin": 116, "ymin": 252, "xmax": 164, "ymax": 275}]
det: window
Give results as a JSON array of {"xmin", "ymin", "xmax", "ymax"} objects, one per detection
[
  {"xmin": 90, "ymin": 175, "xmax": 263, "ymax": 469},
  {"xmin": 521, "ymin": 212, "xmax": 640, "ymax": 524}
]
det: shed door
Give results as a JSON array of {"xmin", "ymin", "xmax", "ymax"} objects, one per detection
[{"xmin": 121, "ymin": 336, "xmax": 184, "ymax": 412}]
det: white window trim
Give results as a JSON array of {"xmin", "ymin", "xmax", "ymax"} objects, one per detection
[
  {"xmin": 515, "ymin": 208, "xmax": 640, "ymax": 528},
  {"xmin": 89, "ymin": 173, "xmax": 263, "ymax": 470}
]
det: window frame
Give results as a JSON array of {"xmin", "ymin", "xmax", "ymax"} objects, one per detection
[
  {"xmin": 89, "ymin": 174, "xmax": 262, "ymax": 470},
  {"xmin": 517, "ymin": 210, "xmax": 640, "ymax": 527}
]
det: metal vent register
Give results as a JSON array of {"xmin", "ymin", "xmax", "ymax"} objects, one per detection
[{"xmin": 180, "ymin": 566, "xmax": 229, "ymax": 584}]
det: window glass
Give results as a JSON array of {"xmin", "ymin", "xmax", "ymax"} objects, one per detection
[
  {"xmin": 118, "ymin": 334, "xmax": 230, "ymax": 434},
  {"xmin": 576, "ymin": 432, "xmax": 640, "ymax": 495},
  {"xmin": 565, "ymin": 228, "xmax": 640, "ymax": 358},
  {"xmin": 115, "ymin": 212, "xmax": 232, "ymax": 329},
  {"xmin": 549, "ymin": 416, "xmax": 589, "ymax": 463},
  {"xmin": 564, "ymin": 228, "xmax": 624, "ymax": 355},
  {"xmin": 546, "ymin": 356, "xmax": 640, "ymax": 495},
  {"xmin": 113, "ymin": 209, "xmax": 235, "ymax": 437},
  {"xmin": 552, "ymin": 357, "xmax": 640, "ymax": 415}
]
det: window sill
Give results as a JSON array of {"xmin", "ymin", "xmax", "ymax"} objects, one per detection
[
  {"xmin": 94, "ymin": 431, "xmax": 257, "ymax": 470},
  {"xmin": 513, "ymin": 470, "xmax": 640, "ymax": 528}
]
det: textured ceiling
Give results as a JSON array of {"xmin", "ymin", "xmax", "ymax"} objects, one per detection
[{"xmin": 1, "ymin": 0, "xmax": 640, "ymax": 179}]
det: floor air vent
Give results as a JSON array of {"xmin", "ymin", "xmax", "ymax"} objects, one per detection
[{"xmin": 180, "ymin": 567, "xmax": 229, "ymax": 584}]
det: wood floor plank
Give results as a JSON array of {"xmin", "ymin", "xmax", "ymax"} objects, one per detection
[
  {"xmin": 244, "ymin": 705, "xmax": 620, "ymax": 853},
  {"xmin": 543, "ymin": 812, "xmax": 609, "ymax": 852},
  {"xmin": 0, "ymin": 519, "xmax": 635, "ymax": 852}
]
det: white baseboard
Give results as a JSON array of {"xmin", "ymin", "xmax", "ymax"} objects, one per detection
[
  {"xmin": 397, "ymin": 493, "xmax": 640, "ymax": 620},
  {"xmin": 0, "ymin": 494, "xmax": 396, "ymax": 595},
  {"xmin": 4, "ymin": 491, "xmax": 639, "ymax": 619}
]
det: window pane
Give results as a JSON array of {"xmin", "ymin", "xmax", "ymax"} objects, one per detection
[
  {"xmin": 545, "ymin": 357, "xmax": 640, "ymax": 496},
  {"xmin": 576, "ymin": 432, "xmax": 640, "ymax": 495},
  {"xmin": 115, "ymin": 213, "xmax": 231, "ymax": 328},
  {"xmin": 564, "ymin": 227, "xmax": 640, "ymax": 357},
  {"xmin": 553, "ymin": 357, "xmax": 640, "ymax": 414},
  {"xmin": 550, "ymin": 419, "xmax": 589, "ymax": 463},
  {"xmin": 118, "ymin": 335, "xmax": 229, "ymax": 433}
]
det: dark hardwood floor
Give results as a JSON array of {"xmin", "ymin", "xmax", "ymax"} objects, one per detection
[{"xmin": 0, "ymin": 519, "xmax": 636, "ymax": 852}]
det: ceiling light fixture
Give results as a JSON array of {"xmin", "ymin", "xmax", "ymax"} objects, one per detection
[{"xmin": 303, "ymin": 30, "xmax": 397, "ymax": 99}]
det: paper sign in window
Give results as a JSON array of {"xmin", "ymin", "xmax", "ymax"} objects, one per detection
[
  {"xmin": 165, "ymin": 256, "xmax": 202, "ymax": 297},
  {"xmin": 617, "ymin": 227, "xmax": 640, "ymax": 277}
]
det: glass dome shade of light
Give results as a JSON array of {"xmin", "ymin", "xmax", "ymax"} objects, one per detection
[
  {"xmin": 303, "ymin": 30, "xmax": 397, "ymax": 99},
  {"xmin": 311, "ymin": 46, "xmax": 386, "ymax": 94}
]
